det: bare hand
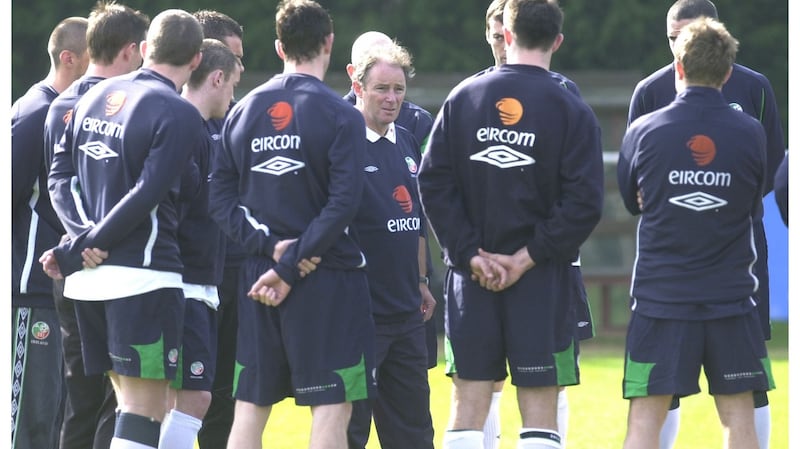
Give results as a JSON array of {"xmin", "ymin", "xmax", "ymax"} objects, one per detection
[
  {"xmin": 272, "ymin": 238, "xmax": 295, "ymax": 262},
  {"xmin": 420, "ymin": 283, "xmax": 437, "ymax": 322},
  {"xmin": 248, "ymin": 268, "xmax": 292, "ymax": 307},
  {"xmin": 273, "ymin": 238, "xmax": 321, "ymax": 278},
  {"xmin": 297, "ymin": 256, "xmax": 321, "ymax": 278},
  {"xmin": 477, "ymin": 247, "xmax": 535, "ymax": 291},
  {"xmin": 39, "ymin": 249, "xmax": 63, "ymax": 280},
  {"xmin": 469, "ymin": 254, "xmax": 508, "ymax": 291},
  {"xmin": 81, "ymin": 248, "xmax": 108, "ymax": 269}
]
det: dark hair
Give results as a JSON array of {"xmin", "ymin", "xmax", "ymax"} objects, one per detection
[
  {"xmin": 87, "ymin": 1, "xmax": 150, "ymax": 65},
  {"xmin": 506, "ymin": 0, "xmax": 563, "ymax": 50},
  {"xmin": 188, "ymin": 38, "xmax": 239, "ymax": 88},
  {"xmin": 668, "ymin": 0, "xmax": 719, "ymax": 22},
  {"xmin": 275, "ymin": 0, "xmax": 333, "ymax": 63},
  {"xmin": 48, "ymin": 17, "xmax": 89, "ymax": 67},
  {"xmin": 193, "ymin": 10, "xmax": 243, "ymax": 41},
  {"xmin": 146, "ymin": 9, "xmax": 203, "ymax": 66}
]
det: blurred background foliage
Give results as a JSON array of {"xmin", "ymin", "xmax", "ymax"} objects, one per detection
[{"xmin": 12, "ymin": 0, "xmax": 788, "ymax": 141}]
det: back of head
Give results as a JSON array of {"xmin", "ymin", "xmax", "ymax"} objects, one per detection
[
  {"xmin": 188, "ymin": 38, "xmax": 239, "ymax": 89},
  {"xmin": 275, "ymin": 0, "xmax": 333, "ymax": 63},
  {"xmin": 350, "ymin": 31, "xmax": 392, "ymax": 67},
  {"xmin": 88, "ymin": 2, "xmax": 150, "ymax": 65},
  {"xmin": 352, "ymin": 42, "xmax": 414, "ymax": 87},
  {"xmin": 505, "ymin": 0, "xmax": 563, "ymax": 50},
  {"xmin": 673, "ymin": 17, "xmax": 737, "ymax": 87},
  {"xmin": 48, "ymin": 17, "xmax": 89, "ymax": 67},
  {"xmin": 145, "ymin": 9, "xmax": 203, "ymax": 66},
  {"xmin": 668, "ymin": 0, "xmax": 718, "ymax": 22},
  {"xmin": 194, "ymin": 10, "xmax": 243, "ymax": 42},
  {"xmin": 486, "ymin": 0, "xmax": 507, "ymax": 30}
]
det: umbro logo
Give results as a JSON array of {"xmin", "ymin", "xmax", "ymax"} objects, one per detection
[
  {"xmin": 252, "ymin": 156, "xmax": 305, "ymax": 175},
  {"xmin": 668, "ymin": 191, "xmax": 728, "ymax": 211},
  {"xmin": 78, "ymin": 141, "xmax": 119, "ymax": 160},
  {"xmin": 470, "ymin": 145, "xmax": 535, "ymax": 169},
  {"xmin": 364, "ymin": 165, "xmax": 379, "ymax": 173}
]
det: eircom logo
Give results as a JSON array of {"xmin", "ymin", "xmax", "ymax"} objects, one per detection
[{"xmin": 268, "ymin": 102, "xmax": 293, "ymax": 131}]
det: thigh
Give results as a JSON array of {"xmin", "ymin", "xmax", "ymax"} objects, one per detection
[
  {"xmin": 444, "ymin": 268, "xmax": 506, "ymax": 381},
  {"xmin": 373, "ymin": 318, "xmax": 433, "ymax": 449},
  {"xmin": 623, "ymin": 313, "xmax": 703, "ymax": 399},
  {"xmin": 703, "ymin": 311, "xmax": 773, "ymax": 395},
  {"xmin": 505, "ymin": 263, "xmax": 578, "ymax": 388},
  {"xmin": 282, "ymin": 268, "xmax": 376, "ymax": 406},
  {"xmin": 172, "ymin": 299, "xmax": 217, "ymax": 392},
  {"xmin": 11, "ymin": 307, "xmax": 65, "ymax": 449},
  {"xmin": 234, "ymin": 257, "xmax": 291, "ymax": 406},
  {"xmin": 104, "ymin": 288, "xmax": 185, "ymax": 380}
]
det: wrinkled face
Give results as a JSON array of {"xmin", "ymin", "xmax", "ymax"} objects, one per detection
[
  {"xmin": 211, "ymin": 65, "xmax": 241, "ymax": 119},
  {"xmin": 359, "ymin": 60, "xmax": 406, "ymax": 134},
  {"xmin": 667, "ymin": 17, "xmax": 694, "ymax": 51},
  {"xmin": 486, "ymin": 18, "xmax": 506, "ymax": 66},
  {"xmin": 223, "ymin": 35, "xmax": 245, "ymax": 72}
]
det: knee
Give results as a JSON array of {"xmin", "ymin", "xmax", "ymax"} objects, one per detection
[{"xmin": 175, "ymin": 390, "xmax": 213, "ymax": 419}]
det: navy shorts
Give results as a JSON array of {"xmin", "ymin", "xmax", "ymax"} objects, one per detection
[
  {"xmin": 444, "ymin": 263, "xmax": 579, "ymax": 388},
  {"xmin": 570, "ymin": 266, "xmax": 594, "ymax": 341},
  {"xmin": 74, "ymin": 288, "xmax": 185, "ymax": 379},
  {"xmin": 234, "ymin": 257, "xmax": 376, "ymax": 406},
  {"xmin": 623, "ymin": 309, "xmax": 774, "ymax": 399},
  {"xmin": 171, "ymin": 299, "xmax": 217, "ymax": 391}
]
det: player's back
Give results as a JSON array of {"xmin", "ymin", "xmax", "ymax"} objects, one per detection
[
  {"xmin": 623, "ymin": 87, "xmax": 766, "ymax": 307},
  {"xmin": 219, "ymin": 73, "xmax": 366, "ymax": 269},
  {"xmin": 437, "ymin": 64, "xmax": 602, "ymax": 257}
]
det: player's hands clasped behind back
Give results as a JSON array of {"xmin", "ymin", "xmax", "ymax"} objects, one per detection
[{"xmin": 470, "ymin": 247, "xmax": 536, "ymax": 292}]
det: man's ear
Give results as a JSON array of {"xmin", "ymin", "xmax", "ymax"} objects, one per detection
[
  {"xmin": 346, "ymin": 63, "xmax": 355, "ymax": 80},
  {"xmin": 352, "ymin": 79, "xmax": 363, "ymax": 98},
  {"xmin": 274, "ymin": 39, "xmax": 285, "ymax": 60},
  {"xmin": 551, "ymin": 33, "xmax": 564, "ymax": 53},
  {"xmin": 211, "ymin": 69, "xmax": 225, "ymax": 87}
]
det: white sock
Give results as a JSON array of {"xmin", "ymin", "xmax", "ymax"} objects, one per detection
[
  {"xmin": 659, "ymin": 407, "xmax": 680, "ymax": 449},
  {"xmin": 110, "ymin": 439, "xmax": 156, "ymax": 449},
  {"xmin": 557, "ymin": 389, "xmax": 569, "ymax": 448},
  {"xmin": 157, "ymin": 409, "xmax": 203, "ymax": 449},
  {"xmin": 483, "ymin": 391, "xmax": 503, "ymax": 449},
  {"xmin": 443, "ymin": 430, "xmax": 484, "ymax": 449},
  {"xmin": 754, "ymin": 404, "xmax": 770, "ymax": 449},
  {"xmin": 518, "ymin": 427, "xmax": 561, "ymax": 449}
]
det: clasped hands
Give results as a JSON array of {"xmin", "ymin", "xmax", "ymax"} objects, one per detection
[
  {"xmin": 39, "ymin": 247, "xmax": 109, "ymax": 280},
  {"xmin": 248, "ymin": 238, "xmax": 320, "ymax": 307},
  {"xmin": 470, "ymin": 247, "xmax": 535, "ymax": 292}
]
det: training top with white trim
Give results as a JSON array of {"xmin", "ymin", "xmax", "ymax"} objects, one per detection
[
  {"xmin": 618, "ymin": 86, "xmax": 766, "ymax": 319},
  {"xmin": 209, "ymin": 73, "xmax": 368, "ymax": 286},
  {"xmin": 418, "ymin": 64, "xmax": 604, "ymax": 272},
  {"xmin": 48, "ymin": 68, "xmax": 204, "ymax": 277}
]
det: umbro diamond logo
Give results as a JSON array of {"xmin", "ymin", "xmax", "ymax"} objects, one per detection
[
  {"xmin": 668, "ymin": 192, "xmax": 728, "ymax": 211},
  {"xmin": 78, "ymin": 141, "xmax": 119, "ymax": 160},
  {"xmin": 252, "ymin": 156, "xmax": 305, "ymax": 175},
  {"xmin": 470, "ymin": 145, "xmax": 535, "ymax": 169}
]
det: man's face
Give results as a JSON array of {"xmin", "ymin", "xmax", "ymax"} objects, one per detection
[
  {"xmin": 359, "ymin": 60, "xmax": 406, "ymax": 133},
  {"xmin": 486, "ymin": 18, "xmax": 506, "ymax": 66},
  {"xmin": 667, "ymin": 18, "xmax": 694, "ymax": 51},
  {"xmin": 223, "ymin": 35, "xmax": 245, "ymax": 72},
  {"xmin": 211, "ymin": 65, "xmax": 241, "ymax": 119}
]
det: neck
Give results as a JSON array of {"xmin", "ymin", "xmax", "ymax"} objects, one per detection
[
  {"xmin": 283, "ymin": 57, "xmax": 327, "ymax": 81},
  {"xmin": 506, "ymin": 45, "xmax": 552, "ymax": 70},
  {"xmin": 143, "ymin": 62, "xmax": 189, "ymax": 91},
  {"xmin": 44, "ymin": 68, "xmax": 76, "ymax": 94},
  {"xmin": 182, "ymin": 90, "xmax": 211, "ymax": 120},
  {"xmin": 85, "ymin": 62, "xmax": 133, "ymax": 80}
]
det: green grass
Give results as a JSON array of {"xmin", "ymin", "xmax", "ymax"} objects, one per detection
[{"xmin": 254, "ymin": 322, "xmax": 788, "ymax": 448}]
